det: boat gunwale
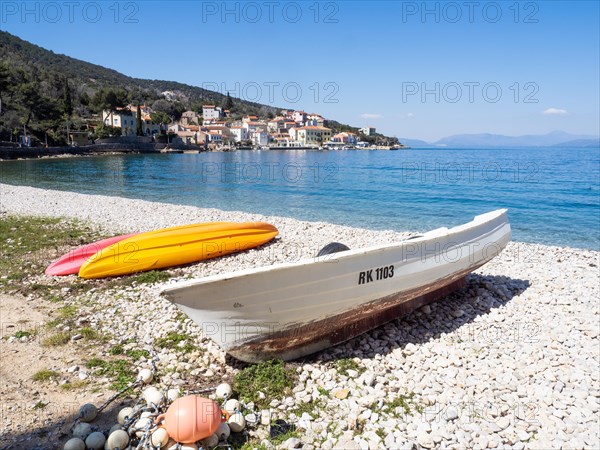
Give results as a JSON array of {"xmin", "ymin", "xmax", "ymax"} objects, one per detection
[{"xmin": 161, "ymin": 209, "xmax": 509, "ymax": 294}]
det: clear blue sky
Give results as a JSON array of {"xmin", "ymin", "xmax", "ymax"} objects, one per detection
[{"xmin": 1, "ymin": 0, "xmax": 598, "ymax": 141}]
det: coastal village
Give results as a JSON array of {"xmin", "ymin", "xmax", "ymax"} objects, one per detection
[{"xmin": 100, "ymin": 102, "xmax": 401, "ymax": 151}]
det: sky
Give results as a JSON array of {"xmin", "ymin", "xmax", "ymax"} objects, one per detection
[{"xmin": 1, "ymin": 0, "xmax": 599, "ymax": 141}]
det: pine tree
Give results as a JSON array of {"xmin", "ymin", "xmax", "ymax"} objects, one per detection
[
  {"xmin": 0, "ymin": 64, "xmax": 10, "ymax": 116},
  {"xmin": 225, "ymin": 92, "xmax": 234, "ymax": 110},
  {"xmin": 63, "ymin": 78, "xmax": 73, "ymax": 118},
  {"xmin": 136, "ymin": 104, "xmax": 143, "ymax": 136}
]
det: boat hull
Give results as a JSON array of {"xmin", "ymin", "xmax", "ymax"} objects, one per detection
[
  {"xmin": 78, "ymin": 222, "xmax": 278, "ymax": 279},
  {"xmin": 162, "ymin": 210, "xmax": 511, "ymax": 362}
]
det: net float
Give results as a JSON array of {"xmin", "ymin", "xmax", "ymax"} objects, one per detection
[
  {"xmin": 228, "ymin": 412, "xmax": 246, "ymax": 433},
  {"xmin": 85, "ymin": 431, "xmax": 106, "ymax": 450},
  {"xmin": 72, "ymin": 422, "xmax": 92, "ymax": 440},
  {"xmin": 223, "ymin": 399, "xmax": 240, "ymax": 414},
  {"xmin": 79, "ymin": 403, "xmax": 98, "ymax": 422},
  {"xmin": 150, "ymin": 427, "xmax": 170, "ymax": 447},
  {"xmin": 106, "ymin": 429, "xmax": 129, "ymax": 450},
  {"xmin": 117, "ymin": 407, "xmax": 134, "ymax": 425},
  {"xmin": 63, "ymin": 437, "xmax": 85, "ymax": 450},
  {"xmin": 215, "ymin": 383, "xmax": 232, "ymax": 399},
  {"xmin": 156, "ymin": 395, "xmax": 229, "ymax": 443}
]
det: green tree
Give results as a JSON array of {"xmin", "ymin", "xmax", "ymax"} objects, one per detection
[
  {"xmin": 63, "ymin": 78, "xmax": 73, "ymax": 118},
  {"xmin": 63, "ymin": 78, "xmax": 73, "ymax": 144},
  {"xmin": 150, "ymin": 111, "xmax": 170, "ymax": 126},
  {"xmin": 79, "ymin": 91, "xmax": 90, "ymax": 106},
  {"xmin": 91, "ymin": 88, "xmax": 127, "ymax": 114},
  {"xmin": 0, "ymin": 64, "xmax": 11, "ymax": 116},
  {"xmin": 136, "ymin": 104, "xmax": 143, "ymax": 136},
  {"xmin": 17, "ymin": 82, "xmax": 44, "ymax": 129},
  {"xmin": 224, "ymin": 91, "xmax": 234, "ymax": 110}
]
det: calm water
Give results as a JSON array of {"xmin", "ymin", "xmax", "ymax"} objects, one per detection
[{"xmin": 1, "ymin": 148, "xmax": 599, "ymax": 249}]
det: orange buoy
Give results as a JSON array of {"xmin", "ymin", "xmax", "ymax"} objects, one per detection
[{"xmin": 156, "ymin": 396, "xmax": 228, "ymax": 443}]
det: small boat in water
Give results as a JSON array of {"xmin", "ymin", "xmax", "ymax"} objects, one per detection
[{"xmin": 161, "ymin": 210, "xmax": 511, "ymax": 362}]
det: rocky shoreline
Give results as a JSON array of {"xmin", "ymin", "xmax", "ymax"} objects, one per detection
[{"xmin": 0, "ymin": 183, "xmax": 598, "ymax": 450}]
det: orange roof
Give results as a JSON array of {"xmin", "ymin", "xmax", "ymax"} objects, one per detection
[{"xmin": 203, "ymin": 105, "xmax": 216, "ymax": 108}]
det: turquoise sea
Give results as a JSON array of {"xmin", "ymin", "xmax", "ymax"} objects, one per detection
[{"xmin": 1, "ymin": 147, "xmax": 599, "ymax": 250}]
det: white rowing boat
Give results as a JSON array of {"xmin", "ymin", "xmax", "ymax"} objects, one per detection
[{"xmin": 161, "ymin": 210, "xmax": 511, "ymax": 362}]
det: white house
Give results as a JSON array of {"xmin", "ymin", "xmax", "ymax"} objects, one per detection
[
  {"xmin": 332, "ymin": 132, "xmax": 359, "ymax": 145},
  {"xmin": 268, "ymin": 117, "xmax": 285, "ymax": 132},
  {"xmin": 102, "ymin": 109, "xmax": 136, "ymax": 136},
  {"xmin": 306, "ymin": 113, "xmax": 325, "ymax": 126},
  {"xmin": 243, "ymin": 121, "xmax": 266, "ymax": 133},
  {"xmin": 102, "ymin": 107, "xmax": 161, "ymax": 136},
  {"xmin": 251, "ymin": 129, "xmax": 269, "ymax": 146},
  {"xmin": 203, "ymin": 105, "xmax": 223, "ymax": 122},
  {"xmin": 360, "ymin": 126, "xmax": 376, "ymax": 136},
  {"xmin": 229, "ymin": 126, "xmax": 249, "ymax": 142},
  {"xmin": 292, "ymin": 111, "xmax": 307, "ymax": 124}
]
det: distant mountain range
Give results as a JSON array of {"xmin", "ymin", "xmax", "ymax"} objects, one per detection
[{"xmin": 400, "ymin": 131, "xmax": 600, "ymax": 148}]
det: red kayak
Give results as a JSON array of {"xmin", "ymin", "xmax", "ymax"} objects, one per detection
[{"xmin": 45, "ymin": 233, "xmax": 137, "ymax": 276}]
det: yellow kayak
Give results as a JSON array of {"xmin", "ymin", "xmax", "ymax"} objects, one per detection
[{"xmin": 78, "ymin": 222, "xmax": 278, "ymax": 279}]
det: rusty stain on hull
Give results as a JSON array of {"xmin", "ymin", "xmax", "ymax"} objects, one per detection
[{"xmin": 229, "ymin": 266, "xmax": 477, "ymax": 362}]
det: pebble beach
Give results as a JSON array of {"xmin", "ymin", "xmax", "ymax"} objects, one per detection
[{"xmin": 1, "ymin": 183, "xmax": 599, "ymax": 450}]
